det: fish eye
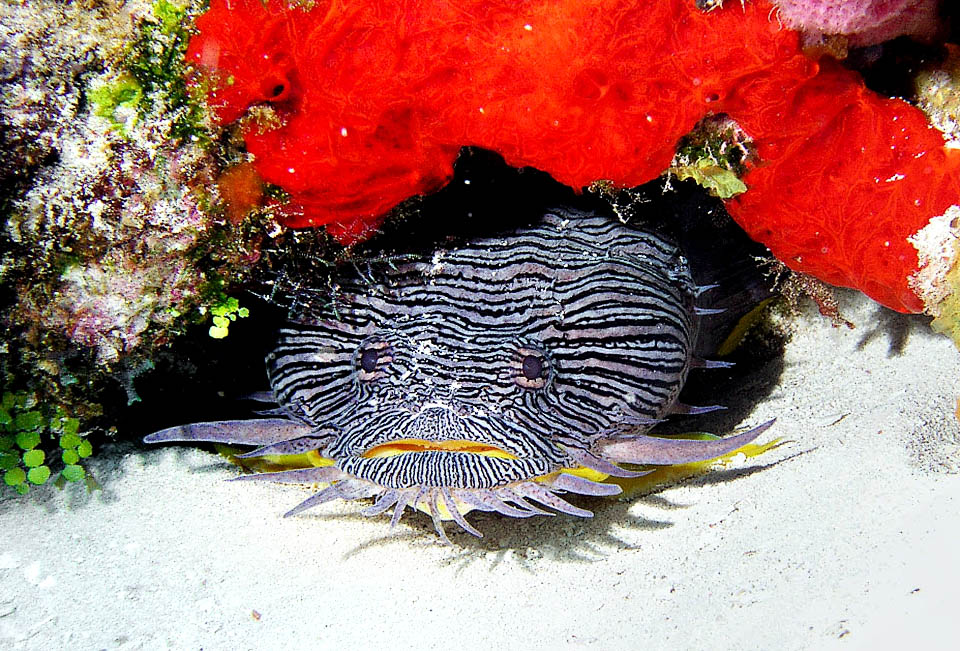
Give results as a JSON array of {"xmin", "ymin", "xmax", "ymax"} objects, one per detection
[
  {"xmin": 360, "ymin": 348, "xmax": 378, "ymax": 372},
  {"xmin": 514, "ymin": 346, "xmax": 550, "ymax": 390},
  {"xmin": 521, "ymin": 354, "xmax": 543, "ymax": 380},
  {"xmin": 357, "ymin": 340, "xmax": 391, "ymax": 382}
]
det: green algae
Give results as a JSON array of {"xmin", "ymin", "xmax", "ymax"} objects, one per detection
[
  {"xmin": 208, "ymin": 295, "xmax": 250, "ymax": 339},
  {"xmin": 126, "ymin": 0, "xmax": 210, "ymax": 142},
  {"xmin": 89, "ymin": 74, "xmax": 144, "ymax": 133},
  {"xmin": 669, "ymin": 115, "xmax": 754, "ymax": 199},
  {"xmin": 669, "ymin": 159, "xmax": 747, "ymax": 200},
  {"xmin": 0, "ymin": 391, "xmax": 93, "ymax": 496}
]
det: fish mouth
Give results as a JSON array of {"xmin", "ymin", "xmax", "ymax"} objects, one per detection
[
  {"xmin": 361, "ymin": 438, "xmax": 519, "ymax": 459},
  {"xmin": 337, "ymin": 442, "xmax": 553, "ymax": 492},
  {"xmin": 344, "ymin": 405, "xmax": 539, "ymax": 462},
  {"xmin": 326, "ymin": 406, "xmax": 568, "ymax": 491}
]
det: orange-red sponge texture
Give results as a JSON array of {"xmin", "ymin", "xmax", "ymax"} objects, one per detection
[
  {"xmin": 188, "ymin": 0, "xmax": 960, "ymax": 313},
  {"xmin": 726, "ymin": 61, "xmax": 960, "ymax": 313},
  {"xmin": 186, "ymin": 0, "xmax": 806, "ymax": 236}
]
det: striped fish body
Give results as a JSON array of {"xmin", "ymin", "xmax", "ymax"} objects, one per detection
[
  {"xmin": 269, "ymin": 209, "xmax": 697, "ymax": 488},
  {"xmin": 147, "ymin": 206, "xmax": 772, "ymax": 539}
]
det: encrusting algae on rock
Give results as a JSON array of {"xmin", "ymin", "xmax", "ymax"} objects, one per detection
[
  {"xmin": 0, "ymin": 0, "xmax": 281, "ymax": 485},
  {"xmin": 1, "ymin": 0, "xmax": 270, "ymax": 367},
  {"xmin": 909, "ymin": 45, "xmax": 960, "ymax": 353}
]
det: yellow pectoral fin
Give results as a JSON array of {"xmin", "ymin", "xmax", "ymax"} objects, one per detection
[
  {"xmin": 612, "ymin": 435, "xmax": 785, "ymax": 499},
  {"xmin": 537, "ymin": 466, "xmax": 611, "ymax": 485},
  {"xmin": 220, "ymin": 445, "xmax": 334, "ymax": 473},
  {"xmin": 716, "ymin": 297, "xmax": 776, "ymax": 357}
]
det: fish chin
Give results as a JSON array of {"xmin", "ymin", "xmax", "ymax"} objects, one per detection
[
  {"xmin": 337, "ymin": 448, "xmax": 556, "ymax": 490},
  {"xmin": 301, "ymin": 412, "xmax": 621, "ymax": 541},
  {"xmin": 278, "ymin": 460, "xmax": 623, "ymax": 543}
]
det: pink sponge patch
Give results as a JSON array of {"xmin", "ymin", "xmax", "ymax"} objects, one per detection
[{"xmin": 772, "ymin": 0, "xmax": 943, "ymax": 47}]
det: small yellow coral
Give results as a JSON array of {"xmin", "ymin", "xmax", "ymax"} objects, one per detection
[
  {"xmin": 915, "ymin": 44, "xmax": 960, "ymax": 147},
  {"xmin": 929, "ymin": 240, "xmax": 960, "ymax": 348},
  {"xmin": 909, "ymin": 205, "xmax": 960, "ymax": 349}
]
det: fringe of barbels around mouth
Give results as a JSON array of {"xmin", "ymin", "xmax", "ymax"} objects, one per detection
[
  {"xmin": 233, "ymin": 465, "xmax": 616, "ymax": 543},
  {"xmin": 226, "ymin": 419, "xmax": 775, "ymax": 544}
]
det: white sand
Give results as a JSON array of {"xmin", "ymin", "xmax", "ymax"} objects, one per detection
[{"xmin": 2, "ymin": 290, "xmax": 959, "ymax": 650}]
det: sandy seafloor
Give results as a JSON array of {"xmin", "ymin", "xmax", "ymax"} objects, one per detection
[{"xmin": 1, "ymin": 290, "xmax": 958, "ymax": 650}]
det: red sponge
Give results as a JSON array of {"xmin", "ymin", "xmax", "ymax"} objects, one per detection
[{"xmin": 187, "ymin": 0, "xmax": 960, "ymax": 313}]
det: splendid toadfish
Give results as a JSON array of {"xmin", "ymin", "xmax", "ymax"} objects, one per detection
[{"xmin": 146, "ymin": 206, "xmax": 773, "ymax": 541}]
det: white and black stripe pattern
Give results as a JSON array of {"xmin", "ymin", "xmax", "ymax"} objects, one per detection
[{"xmin": 266, "ymin": 208, "xmax": 697, "ymax": 489}]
